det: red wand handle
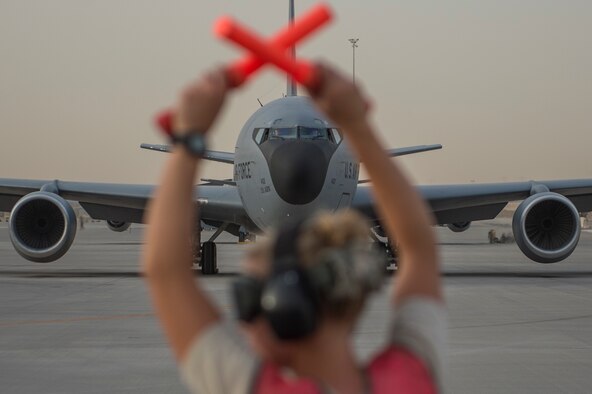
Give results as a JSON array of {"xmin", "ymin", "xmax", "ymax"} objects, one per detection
[
  {"xmin": 155, "ymin": 111, "xmax": 174, "ymax": 137},
  {"xmin": 155, "ymin": 4, "xmax": 333, "ymax": 135}
]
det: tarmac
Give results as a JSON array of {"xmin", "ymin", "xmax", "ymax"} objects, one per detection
[{"xmin": 1, "ymin": 220, "xmax": 591, "ymax": 393}]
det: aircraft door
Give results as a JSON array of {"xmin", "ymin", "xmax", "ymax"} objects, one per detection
[{"xmin": 336, "ymin": 193, "xmax": 351, "ymax": 210}]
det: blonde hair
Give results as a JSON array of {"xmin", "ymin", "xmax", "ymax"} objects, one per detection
[
  {"xmin": 297, "ymin": 210, "xmax": 371, "ymax": 267},
  {"xmin": 248, "ymin": 210, "xmax": 383, "ymax": 321}
]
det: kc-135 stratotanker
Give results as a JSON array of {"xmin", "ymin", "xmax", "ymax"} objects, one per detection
[{"xmin": 2, "ymin": 2, "xmax": 592, "ymax": 274}]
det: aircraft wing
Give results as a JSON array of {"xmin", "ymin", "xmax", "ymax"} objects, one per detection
[
  {"xmin": 352, "ymin": 179, "xmax": 592, "ymax": 225},
  {"xmin": 357, "ymin": 144, "xmax": 443, "ymax": 184},
  {"xmin": 386, "ymin": 144, "xmax": 442, "ymax": 157},
  {"xmin": 139, "ymin": 143, "xmax": 441, "ymax": 164},
  {"xmin": 0, "ymin": 178, "xmax": 250, "ymax": 230},
  {"xmin": 140, "ymin": 143, "xmax": 235, "ymax": 164}
]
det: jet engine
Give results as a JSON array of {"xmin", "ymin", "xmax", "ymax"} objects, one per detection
[
  {"xmin": 512, "ymin": 192, "xmax": 580, "ymax": 263},
  {"xmin": 447, "ymin": 222, "xmax": 471, "ymax": 233},
  {"xmin": 106, "ymin": 220, "xmax": 131, "ymax": 232},
  {"xmin": 8, "ymin": 192, "xmax": 77, "ymax": 263}
]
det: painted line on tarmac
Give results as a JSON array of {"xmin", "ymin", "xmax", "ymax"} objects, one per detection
[
  {"xmin": 0, "ymin": 303, "xmax": 233, "ymax": 328},
  {"xmin": 0, "ymin": 313, "xmax": 155, "ymax": 328}
]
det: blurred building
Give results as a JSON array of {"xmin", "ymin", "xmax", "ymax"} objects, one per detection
[{"xmin": 582, "ymin": 212, "xmax": 592, "ymax": 229}]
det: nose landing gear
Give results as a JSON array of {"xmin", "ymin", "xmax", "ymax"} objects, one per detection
[{"xmin": 238, "ymin": 226, "xmax": 257, "ymax": 243}]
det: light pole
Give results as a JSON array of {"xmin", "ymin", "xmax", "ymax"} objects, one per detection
[{"xmin": 348, "ymin": 38, "xmax": 359, "ymax": 85}]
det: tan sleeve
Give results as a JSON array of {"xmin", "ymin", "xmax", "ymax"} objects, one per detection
[
  {"xmin": 389, "ymin": 297, "xmax": 447, "ymax": 391},
  {"xmin": 181, "ymin": 322, "xmax": 259, "ymax": 394}
]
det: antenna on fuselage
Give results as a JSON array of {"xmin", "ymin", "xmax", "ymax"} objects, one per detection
[{"xmin": 286, "ymin": 0, "xmax": 297, "ymax": 97}]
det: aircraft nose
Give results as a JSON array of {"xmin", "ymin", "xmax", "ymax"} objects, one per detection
[{"xmin": 266, "ymin": 141, "xmax": 331, "ymax": 205}]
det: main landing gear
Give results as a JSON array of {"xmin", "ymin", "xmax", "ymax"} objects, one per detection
[
  {"xmin": 193, "ymin": 222, "xmax": 229, "ymax": 275},
  {"xmin": 194, "ymin": 223, "xmax": 257, "ymax": 274},
  {"xmin": 200, "ymin": 241, "xmax": 218, "ymax": 275},
  {"xmin": 376, "ymin": 241, "xmax": 398, "ymax": 271},
  {"xmin": 371, "ymin": 228, "xmax": 398, "ymax": 272}
]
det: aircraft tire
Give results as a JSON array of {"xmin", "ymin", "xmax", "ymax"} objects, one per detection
[{"xmin": 201, "ymin": 242, "xmax": 218, "ymax": 275}]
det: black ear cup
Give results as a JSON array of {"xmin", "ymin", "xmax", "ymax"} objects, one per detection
[
  {"xmin": 232, "ymin": 276, "xmax": 264, "ymax": 323},
  {"xmin": 230, "ymin": 220, "xmax": 319, "ymax": 339},
  {"xmin": 261, "ymin": 267, "xmax": 318, "ymax": 340}
]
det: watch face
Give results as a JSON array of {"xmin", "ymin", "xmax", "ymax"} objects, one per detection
[{"xmin": 187, "ymin": 135, "xmax": 206, "ymax": 155}]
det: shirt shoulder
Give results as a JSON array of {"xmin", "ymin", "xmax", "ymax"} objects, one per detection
[
  {"xmin": 181, "ymin": 322, "xmax": 258, "ymax": 394},
  {"xmin": 388, "ymin": 297, "xmax": 447, "ymax": 392}
]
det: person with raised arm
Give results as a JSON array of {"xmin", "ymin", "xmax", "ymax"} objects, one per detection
[{"xmin": 143, "ymin": 64, "xmax": 446, "ymax": 394}]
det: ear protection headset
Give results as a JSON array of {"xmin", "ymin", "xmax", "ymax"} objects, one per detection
[{"xmin": 232, "ymin": 219, "xmax": 385, "ymax": 341}]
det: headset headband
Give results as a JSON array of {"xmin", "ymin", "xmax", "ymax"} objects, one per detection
[{"xmin": 272, "ymin": 219, "xmax": 306, "ymax": 274}]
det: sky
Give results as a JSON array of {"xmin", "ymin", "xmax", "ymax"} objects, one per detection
[{"xmin": 1, "ymin": 0, "xmax": 591, "ymax": 185}]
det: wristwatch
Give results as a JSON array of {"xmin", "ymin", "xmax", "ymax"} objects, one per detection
[{"xmin": 170, "ymin": 132, "xmax": 207, "ymax": 157}]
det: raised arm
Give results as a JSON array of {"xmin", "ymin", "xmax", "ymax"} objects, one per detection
[
  {"xmin": 307, "ymin": 65, "xmax": 442, "ymax": 304},
  {"xmin": 142, "ymin": 69, "xmax": 229, "ymax": 362}
]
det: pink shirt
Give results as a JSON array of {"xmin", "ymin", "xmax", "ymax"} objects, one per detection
[{"xmin": 182, "ymin": 297, "xmax": 446, "ymax": 393}]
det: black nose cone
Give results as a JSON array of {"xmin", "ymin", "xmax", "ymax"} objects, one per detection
[{"xmin": 262, "ymin": 141, "xmax": 333, "ymax": 205}]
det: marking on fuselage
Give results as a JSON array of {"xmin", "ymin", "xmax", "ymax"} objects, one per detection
[
  {"xmin": 234, "ymin": 161, "xmax": 254, "ymax": 180},
  {"xmin": 343, "ymin": 161, "xmax": 360, "ymax": 180}
]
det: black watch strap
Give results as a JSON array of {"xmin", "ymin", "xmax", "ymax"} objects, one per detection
[{"xmin": 169, "ymin": 132, "xmax": 207, "ymax": 157}]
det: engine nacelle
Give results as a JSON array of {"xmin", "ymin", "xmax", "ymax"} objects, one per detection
[
  {"xmin": 512, "ymin": 192, "xmax": 580, "ymax": 263},
  {"xmin": 9, "ymin": 192, "xmax": 77, "ymax": 263},
  {"xmin": 106, "ymin": 220, "xmax": 131, "ymax": 232},
  {"xmin": 447, "ymin": 221, "xmax": 471, "ymax": 233}
]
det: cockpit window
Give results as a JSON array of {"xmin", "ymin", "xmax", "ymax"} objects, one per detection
[
  {"xmin": 253, "ymin": 128, "xmax": 267, "ymax": 144},
  {"xmin": 298, "ymin": 127, "xmax": 329, "ymax": 140},
  {"xmin": 330, "ymin": 128, "xmax": 342, "ymax": 144},
  {"xmin": 253, "ymin": 126, "xmax": 342, "ymax": 144},
  {"xmin": 270, "ymin": 127, "xmax": 298, "ymax": 140}
]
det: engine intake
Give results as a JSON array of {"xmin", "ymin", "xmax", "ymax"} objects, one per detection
[
  {"xmin": 9, "ymin": 192, "xmax": 77, "ymax": 263},
  {"xmin": 512, "ymin": 192, "xmax": 580, "ymax": 263}
]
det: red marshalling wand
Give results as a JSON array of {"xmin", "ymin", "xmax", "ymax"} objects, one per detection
[{"xmin": 155, "ymin": 3, "xmax": 333, "ymax": 135}]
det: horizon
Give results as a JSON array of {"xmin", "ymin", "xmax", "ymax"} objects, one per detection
[{"xmin": 1, "ymin": 0, "xmax": 591, "ymax": 185}]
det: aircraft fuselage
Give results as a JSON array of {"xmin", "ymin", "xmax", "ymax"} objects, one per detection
[{"xmin": 233, "ymin": 96, "xmax": 359, "ymax": 231}]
